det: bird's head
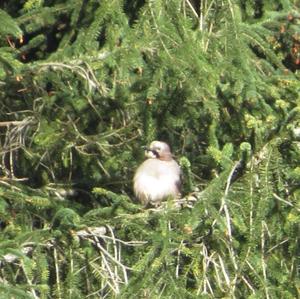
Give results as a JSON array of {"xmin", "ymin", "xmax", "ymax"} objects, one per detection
[{"xmin": 144, "ymin": 141, "xmax": 173, "ymax": 161}]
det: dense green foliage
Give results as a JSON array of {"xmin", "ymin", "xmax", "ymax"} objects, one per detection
[{"xmin": 0, "ymin": 0, "xmax": 299, "ymax": 298}]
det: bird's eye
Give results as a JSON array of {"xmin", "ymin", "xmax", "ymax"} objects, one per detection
[{"xmin": 156, "ymin": 147, "xmax": 161, "ymax": 151}]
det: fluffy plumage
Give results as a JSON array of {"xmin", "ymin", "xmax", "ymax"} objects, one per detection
[{"xmin": 133, "ymin": 141, "xmax": 181, "ymax": 206}]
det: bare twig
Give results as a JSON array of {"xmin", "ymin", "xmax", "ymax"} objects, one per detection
[
  {"xmin": 261, "ymin": 222, "xmax": 270, "ymax": 299},
  {"xmin": 218, "ymin": 254, "xmax": 230, "ymax": 288},
  {"xmin": 185, "ymin": 0, "xmax": 199, "ymax": 18},
  {"xmin": 273, "ymin": 193, "xmax": 300, "ymax": 211},
  {"xmin": 53, "ymin": 247, "xmax": 62, "ymax": 299},
  {"xmin": 267, "ymin": 239, "xmax": 289, "ymax": 253},
  {"xmin": 241, "ymin": 275, "xmax": 255, "ymax": 294},
  {"xmin": 0, "ymin": 121, "xmax": 29, "ymax": 127}
]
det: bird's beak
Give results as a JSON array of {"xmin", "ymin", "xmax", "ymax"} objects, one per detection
[{"xmin": 142, "ymin": 145, "xmax": 153, "ymax": 153}]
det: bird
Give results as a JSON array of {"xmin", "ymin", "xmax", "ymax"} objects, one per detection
[{"xmin": 133, "ymin": 141, "xmax": 181, "ymax": 207}]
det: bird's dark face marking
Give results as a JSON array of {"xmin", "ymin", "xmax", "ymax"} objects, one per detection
[
  {"xmin": 150, "ymin": 148, "xmax": 160, "ymax": 158},
  {"xmin": 148, "ymin": 144, "xmax": 163, "ymax": 158},
  {"xmin": 145, "ymin": 147, "xmax": 159, "ymax": 158},
  {"xmin": 144, "ymin": 141, "xmax": 172, "ymax": 160}
]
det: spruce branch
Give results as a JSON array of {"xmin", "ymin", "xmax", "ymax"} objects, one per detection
[{"xmin": 20, "ymin": 260, "xmax": 39, "ymax": 299}]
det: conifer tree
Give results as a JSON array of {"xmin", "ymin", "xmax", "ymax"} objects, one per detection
[{"xmin": 0, "ymin": 0, "xmax": 299, "ymax": 298}]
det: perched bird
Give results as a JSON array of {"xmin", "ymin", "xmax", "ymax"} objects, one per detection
[{"xmin": 133, "ymin": 141, "xmax": 181, "ymax": 207}]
